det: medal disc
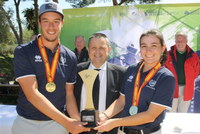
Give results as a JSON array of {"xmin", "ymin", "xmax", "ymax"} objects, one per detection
[
  {"xmin": 46, "ymin": 82, "xmax": 56, "ymax": 92},
  {"xmin": 129, "ymin": 105, "xmax": 138, "ymax": 115}
]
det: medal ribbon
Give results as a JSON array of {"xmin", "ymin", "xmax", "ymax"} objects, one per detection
[
  {"xmin": 38, "ymin": 37, "xmax": 60, "ymax": 83},
  {"xmin": 132, "ymin": 62, "xmax": 161, "ymax": 106}
]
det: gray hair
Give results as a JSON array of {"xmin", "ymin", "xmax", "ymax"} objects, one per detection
[
  {"xmin": 75, "ymin": 35, "xmax": 86, "ymax": 41},
  {"xmin": 88, "ymin": 33, "xmax": 109, "ymax": 47},
  {"xmin": 175, "ymin": 31, "xmax": 188, "ymax": 39}
]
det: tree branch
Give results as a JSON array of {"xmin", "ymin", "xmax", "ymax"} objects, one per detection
[
  {"xmin": 0, "ymin": 6, "xmax": 20, "ymax": 45},
  {"xmin": 119, "ymin": 0, "xmax": 128, "ymax": 5}
]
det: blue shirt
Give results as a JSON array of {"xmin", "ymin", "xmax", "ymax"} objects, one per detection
[
  {"xmin": 121, "ymin": 63, "xmax": 175, "ymax": 130},
  {"xmin": 14, "ymin": 36, "xmax": 77, "ymax": 120}
]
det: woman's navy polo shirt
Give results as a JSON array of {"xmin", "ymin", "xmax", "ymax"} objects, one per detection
[
  {"xmin": 121, "ymin": 63, "xmax": 175, "ymax": 130},
  {"xmin": 14, "ymin": 37, "xmax": 77, "ymax": 120}
]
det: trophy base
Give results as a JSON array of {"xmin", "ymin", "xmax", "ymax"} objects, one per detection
[{"xmin": 81, "ymin": 109, "xmax": 99, "ymax": 128}]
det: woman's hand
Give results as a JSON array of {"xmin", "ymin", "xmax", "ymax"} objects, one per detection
[
  {"xmin": 98, "ymin": 113, "xmax": 109, "ymax": 123},
  {"xmin": 94, "ymin": 119, "xmax": 117, "ymax": 132}
]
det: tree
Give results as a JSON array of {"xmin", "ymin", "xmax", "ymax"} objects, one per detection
[
  {"xmin": 23, "ymin": 27, "xmax": 35, "ymax": 43},
  {"xmin": 14, "ymin": 0, "xmax": 23, "ymax": 44},
  {"xmin": 65, "ymin": 0, "xmax": 161, "ymax": 8},
  {"xmin": 0, "ymin": 1, "xmax": 16, "ymax": 54},
  {"xmin": 67, "ymin": 0, "xmax": 95, "ymax": 8},
  {"xmin": 1, "ymin": 0, "xmax": 23, "ymax": 45},
  {"xmin": 22, "ymin": 7, "xmax": 37, "ymax": 34},
  {"xmin": 33, "ymin": 0, "xmax": 39, "ymax": 35},
  {"xmin": 0, "ymin": 1, "xmax": 10, "ymax": 45},
  {"xmin": 0, "ymin": 53, "xmax": 15, "ymax": 84},
  {"xmin": 2, "ymin": 0, "xmax": 40, "ymax": 45}
]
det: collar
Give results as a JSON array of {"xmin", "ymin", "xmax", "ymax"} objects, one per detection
[
  {"xmin": 176, "ymin": 48, "xmax": 187, "ymax": 54},
  {"xmin": 75, "ymin": 47, "xmax": 87, "ymax": 52},
  {"xmin": 89, "ymin": 61, "xmax": 107, "ymax": 71},
  {"xmin": 37, "ymin": 35, "xmax": 59, "ymax": 53}
]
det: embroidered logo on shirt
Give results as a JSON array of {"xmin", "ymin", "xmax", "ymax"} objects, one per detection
[
  {"xmin": 146, "ymin": 79, "xmax": 156, "ymax": 90},
  {"xmin": 127, "ymin": 75, "xmax": 133, "ymax": 82},
  {"xmin": 59, "ymin": 56, "xmax": 68, "ymax": 66},
  {"xmin": 35, "ymin": 55, "xmax": 42, "ymax": 62}
]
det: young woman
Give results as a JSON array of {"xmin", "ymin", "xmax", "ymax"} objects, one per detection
[{"xmin": 94, "ymin": 29, "xmax": 176, "ymax": 134}]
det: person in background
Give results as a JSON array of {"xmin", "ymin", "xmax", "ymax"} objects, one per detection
[
  {"xmin": 12, "ymin": 1, "xmax": 89, "ymax": 134},
  {"xmin": 194, "ymin": 74, "xmax": 200, "ymax": 113},
  {"xmin": 165, "ymin": 31, "xmax": 199, "ymax": 113},
  {"xmin": 73, "ymin": 35, "xmax": 89, "ymax": 63},
  {"xmin": 94, "ymin": 29, "xmax": 175, "ymax": 134},
  {"xmin": 72, "ymin": 33, "xmax": 126, "ymax": 134}
]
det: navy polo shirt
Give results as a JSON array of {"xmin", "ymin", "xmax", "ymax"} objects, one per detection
[
  {"xmin": 14, "ymin": 36, "xmax": 77, "ymax": 120},
  {"xmin": 121, "ymin": 63, "xmax": 175, "ymax": 130}
]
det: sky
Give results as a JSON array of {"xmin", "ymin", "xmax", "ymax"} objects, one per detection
[
  {"xmin": 3, "ymin": 0, "xmax": 200, "ymax": 24},
  {"xmin": 4, "ymin": 0, "xmax": 200, "ymax": 11}
]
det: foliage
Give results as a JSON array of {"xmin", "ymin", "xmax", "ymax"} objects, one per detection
[
  {"xmin": 23, "ymin": 27, "xmax": 35, "ymax": 42},
  {"xmin": 0, "ymin": 31, "xmax": 17, "ymax": 54},
  {"xmin": 68, "ymin": 0, "xmax": 95, "ymax": 8},
  {"xmin": 0, "ymin": 53, "xmax": 15, "ymax": 84},
  {"xmin": 0, "ymin": 1, "xmax": 10, "ymax": 45},
  {"xmin": 2, "ymin": 0, "xmax": 24, "ymax": 45},
  {"xmin": 65, "ymin": 0, "xmax": 161, "ymax": 8},
  {"xmin": 0, "ymin": 44, "xmax": 17, "ymax": 54},
  {"xmin": 22, "ymin": 7, "xmax": 37, "ymax": 35},
  {"xmin": 0, "ymin": 24, "xmax": 10, "ymax": 45},
  {"xmin": 137, "ymin": 0, "xmax": 160, "ymax": 4}
]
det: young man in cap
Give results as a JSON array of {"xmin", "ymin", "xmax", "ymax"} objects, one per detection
[{"xmin": 12, "ymin": 1, "xmax": 89, "ymax": 134}]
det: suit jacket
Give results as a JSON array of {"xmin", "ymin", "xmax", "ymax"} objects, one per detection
[{"xmin": 74, "ymin": 61, "xmax": 126, "ymax": 134}]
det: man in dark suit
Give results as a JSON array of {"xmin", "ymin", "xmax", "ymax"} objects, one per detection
[{"xmin": 72, "ymin": 33, "xmax": 126, "ymax": 134}]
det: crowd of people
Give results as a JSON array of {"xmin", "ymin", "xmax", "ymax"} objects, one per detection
[{"xmin": 12, "ymin": 1, "xmax": 199, "ymax": 134}]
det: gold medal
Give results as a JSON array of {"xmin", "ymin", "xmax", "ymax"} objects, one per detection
[
  {"xmin": 46, "ymin": 82, "xmax": 56, "ymax": 92},
  {"xmin": 38, "ymin": 37, "xmax": 59, "ymax": 93}
]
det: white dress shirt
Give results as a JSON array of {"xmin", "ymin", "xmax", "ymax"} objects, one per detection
[{"xmin": 80, "ymin": 62, "xmax": 107, "ymax": 114}]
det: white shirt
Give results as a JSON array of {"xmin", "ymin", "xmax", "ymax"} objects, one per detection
[{"xmin": 80, "ymin": 62, "xmax": 107, "ymax": 114}]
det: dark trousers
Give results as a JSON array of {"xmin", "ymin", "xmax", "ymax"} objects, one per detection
[
  {"xmin": 120, "ymin": 125, "xmax": 161, "ymax": 134},
  {"xmin": 80, "ymin": 127, "xmax": 118, "ymax": 134}
]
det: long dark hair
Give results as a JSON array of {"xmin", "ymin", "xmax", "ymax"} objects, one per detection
[{"xmin": 139, "ymin": 29, "xmax": 168, "ymax": 64}]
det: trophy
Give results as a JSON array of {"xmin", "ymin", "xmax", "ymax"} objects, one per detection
[{"xmin": 79, "ymin": 69, "xmax": 99, "ymax": 128}]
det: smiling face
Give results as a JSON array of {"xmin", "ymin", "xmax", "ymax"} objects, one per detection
[
  {"xmin": 175, "ymin": 34, "xmax": 187, "ymax": 53},
  {"xmin": 87, "ymin": 37, "xmax": 111, "ymax": 68},
  {"xmin": 140, "ymin": 35, "xmax": 166, "ymax": 70},
  {"xmin": 74, "ymin": 36, "xmax": 86, "ymax": 53},
  {"xmin": 38, "ymin": 12, "xmax": 64, "ymax": 44}
]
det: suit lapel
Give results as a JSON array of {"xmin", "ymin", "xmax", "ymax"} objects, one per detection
[{"xmin": 106, "ymin": 63, "xmax": 114, "ymax": 108}]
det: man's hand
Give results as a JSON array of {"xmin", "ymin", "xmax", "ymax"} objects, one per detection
[{"xmin": 66, "ymin": 118, "xmax": 90, "ymax": 134}]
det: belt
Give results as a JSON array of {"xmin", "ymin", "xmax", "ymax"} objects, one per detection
[{"xmin": 121, "ymin": 125, "xmax": 161, "ymax": 134}]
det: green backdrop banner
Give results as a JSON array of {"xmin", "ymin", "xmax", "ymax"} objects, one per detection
[{"xmin": 60, "ymin": 3, "xmax": 200, "ymax": 63}]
